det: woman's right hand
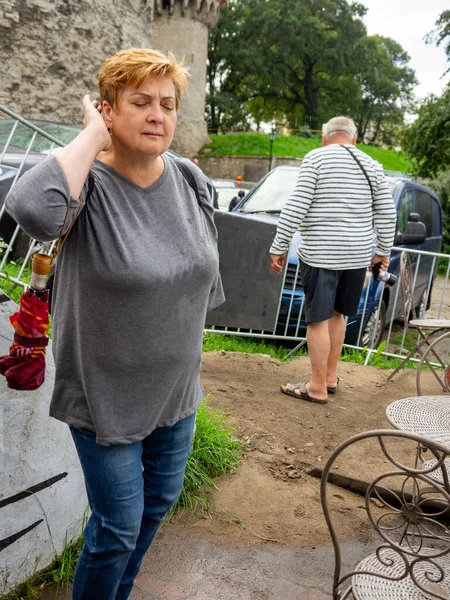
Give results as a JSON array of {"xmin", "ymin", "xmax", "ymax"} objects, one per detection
[{"xmin": 82, "ymin": 95, "xmax": 112, "ymax": 152}]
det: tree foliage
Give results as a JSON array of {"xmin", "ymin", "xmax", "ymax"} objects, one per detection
[
  {"xmin": 426, "ymin": 9, "xmax": 450, "ymax": 73},
  {"xmin": 429, "ymin": 169, "xmax": 450, "ymax": 250},
  {"xmin": 402, "ymin": 86, "xmax": 450, "ymax": 177},
  {"xmin": 403, "ymin": 10, "xmax": 450, "ymax": 178},
  {"xmin": 349, "ymin": 36, "xmax": 416, "ymax": 144},
  {"xmin": 207, "ymin": 0, "xmax": 416, "ymax": 141}
]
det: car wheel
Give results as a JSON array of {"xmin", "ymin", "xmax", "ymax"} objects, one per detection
[{"xmin": 361, "ymin": 299, "xmax": 386, "ymax": 348}]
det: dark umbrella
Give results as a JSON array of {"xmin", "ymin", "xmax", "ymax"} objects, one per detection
[{"xmin": 0, "ymin": 254, "xmax": 51, "ymax": 390}]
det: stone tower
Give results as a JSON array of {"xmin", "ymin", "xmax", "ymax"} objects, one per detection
[{"xmin": 152, "ymin": 0, "xmax": 225, "ymax": 155}]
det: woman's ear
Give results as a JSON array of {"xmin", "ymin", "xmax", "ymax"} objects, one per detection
[{"xmin": 102, "ymin": 101, "xmax": 113, "ymax": 126}]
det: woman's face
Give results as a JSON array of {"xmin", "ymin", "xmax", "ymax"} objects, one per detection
[{"xmin": 103, "ymin": 75, "xmax": 177, "ymax": 157}]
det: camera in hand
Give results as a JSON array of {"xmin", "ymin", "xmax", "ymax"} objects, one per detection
[{"xmin": 372, "ymin": 262, "xmax": 397, "ymax": 287}]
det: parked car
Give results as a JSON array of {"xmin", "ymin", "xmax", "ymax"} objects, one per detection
[{"xmin": 231, "ymin": 165, "xmax": 443, "ymax": 347}]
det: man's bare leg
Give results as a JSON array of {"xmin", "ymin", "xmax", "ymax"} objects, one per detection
[
  {"xmin": 303, "ymin": 319, "xmax": 329, "ymax": 401},
  {"xmin": 326, "ymin": 311, "xmax": 345, "ymax": 389},
  {"xmin": 285, "ymin": 313, "xmax": 345, "ymax": 402}
]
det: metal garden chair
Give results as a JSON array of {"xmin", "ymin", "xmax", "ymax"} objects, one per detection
[
  {"xmin": 387, "ymin": 251, "xmax": 450, "ymax": 394},
  {"xmin": 321, "ymin": 429, "xmax": 450, "ymax": 599}
]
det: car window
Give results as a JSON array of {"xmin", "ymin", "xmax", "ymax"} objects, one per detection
[
  {"xmin": 239, "ymin": 168, "xmax": 299, "ymax": 213},
  {"xmin": 396, "ymin": 190, "xmax": 413, "ymax": 234},
  {"xmin": 416, "ymin": 191, "xmax": 434, "ymax": 237},
  {"xmin": 0, "ymin": 119, "xmax": 82, "ymax": 153},
  {"xmin": 217, "ymin": 188, "xmax": 239, "ymax": 210}
]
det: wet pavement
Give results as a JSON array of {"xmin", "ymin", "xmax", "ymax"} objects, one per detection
[{"xmin": 38, "ymin": 526, "xmax": 378, "ymax": 600}]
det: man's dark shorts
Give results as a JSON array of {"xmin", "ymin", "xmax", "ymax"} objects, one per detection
[{"xmin": 299, "ymin": 260, "xmax": 367, "ymax": 323}]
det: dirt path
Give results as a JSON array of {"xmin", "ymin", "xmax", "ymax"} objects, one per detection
[{"xmin": 170, "ymin": 351, "xmax": 443, "ymax": 550}]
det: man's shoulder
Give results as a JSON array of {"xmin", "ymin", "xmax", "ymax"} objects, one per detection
[
  {"xmin": 352, "ymin": 147, "xmax": 383, "ymax": 171},
  {"xmin": 302, "ymin": 146, "xmax": 334, "ymax": 165},
  {"xmin": 304, "ymin": 146, "xmax": 328, "ymax": 160}
]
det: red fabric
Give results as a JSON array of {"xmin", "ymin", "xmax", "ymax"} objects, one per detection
[{"xmin": 0, "ymin": 289, "xmax": 50, "ymax": 390}]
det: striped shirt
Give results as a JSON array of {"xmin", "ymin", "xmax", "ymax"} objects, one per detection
[{"xmin": 269, "ymin": 144, "xmax": 397, "ymax": 270}]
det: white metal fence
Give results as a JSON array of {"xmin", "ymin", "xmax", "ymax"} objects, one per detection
[
  {"xmin": 1, "ymin": 106, "xmax": 450, "ymax": 371},
  {"xmin": 0, "ymin": 105, "xmax": 66, "ymax": 290},
  {"xmin": 205, "ymin": 246, "xmax": 450, "ymax": 363}
]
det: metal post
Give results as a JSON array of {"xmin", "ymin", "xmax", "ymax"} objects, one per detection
[{"xmin": 268, "ymin": 121, "xmax": 276, "ymax": 172}]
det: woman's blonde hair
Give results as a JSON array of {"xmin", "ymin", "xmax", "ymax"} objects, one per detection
[{"xmin": 98, "ymin": 48, "xmax": 189, "ymax": 110}]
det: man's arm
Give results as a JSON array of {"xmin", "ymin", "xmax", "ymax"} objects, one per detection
[
  {"xmin": 269, "ymin": 157, "xmax": 318, "ymax": 263},
  {"xmin": 371, "ymin": 164, "xmax": 396, "ymax": 269}
]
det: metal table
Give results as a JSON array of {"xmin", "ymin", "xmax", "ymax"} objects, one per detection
[{"xmin": 386, "ymin": 396, "xmax": 450, "ymax": 447}]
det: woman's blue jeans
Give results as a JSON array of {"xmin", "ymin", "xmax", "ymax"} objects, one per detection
[{"xmin": 70, "ymin": 412, "xmax": 196, "ymax": 600}]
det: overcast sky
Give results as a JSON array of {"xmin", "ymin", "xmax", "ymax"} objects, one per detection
[{"xmin": 360, "ymin": 0, "xmax": 449, "ymax": 100}]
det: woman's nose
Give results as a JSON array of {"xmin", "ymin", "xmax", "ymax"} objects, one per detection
[{"xmin": 147, "ymin": 102, "xmax": 164, "ymax": 123}]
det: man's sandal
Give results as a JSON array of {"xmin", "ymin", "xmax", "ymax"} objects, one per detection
[
  {"xmin": 327, "ymin": 377, "xmax": 340, "ymax": 394},
  {"xmin": 280, "ymin": 382, "xmax": 328, "ymax": 404}
]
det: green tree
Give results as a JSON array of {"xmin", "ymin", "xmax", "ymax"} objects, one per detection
[
  {"xmin": 350, "ymin": 36, "xmax": 417, "ymax": 144},
  {"xmin": 402, "ymin": 86, "xmax": 450, "ymax": 177},
  {"xmin": 208, "ymin": 0, "xmax": 415, "ymax": 140},
  {"xmin": 426, "ymin": 9, "xmax": 450, "ymax": 73},
  {"xmin": 429, "ymin": 169, "xmax": 450, "ymax": 250},
  {"xmin": 207, "ymin": 0, "xmax": 368, "ymax": 131}
]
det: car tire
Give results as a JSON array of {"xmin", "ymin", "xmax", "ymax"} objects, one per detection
[{"xmin": 361, "ymin": 299, "xmax": 386, "ymax": 348}]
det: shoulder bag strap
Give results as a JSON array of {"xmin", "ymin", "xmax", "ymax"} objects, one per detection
[
  {"xmin": 340, "ymin": 144, "xmax": 374, "ymax": 199},
  {"xmin": 52, "ymin": 172, "xmax": 95, "ymax": 259},
  {"xmin": 172, "ymin": 158, "xmax": 202, "ymax": 205}
]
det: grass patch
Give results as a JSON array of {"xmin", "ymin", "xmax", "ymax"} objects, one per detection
[
  {"xmin": 168, "ymin": 397, "xmax": 243, "ymax": 517},
  {"xmin": 0, "ymin": 258, "xmax": 30, "ymax": 305},
  {"xmin": 2, "ymin": 534, "xmax": 83, "ymax": 600},
  {"xmin": 341, "ymin": 345, "xmax": 417, "ymax": 370},
  {"xmin": 202, "ymin": 133, "xmax": 412, "ymax": 173},
  {"xmin": 204, "ymin": 332, "xmax": 417, "ymax": 370},
  {"xmin": 203, "ymin": 133, "xmax": 322, "ymax": 158},
  {"xmin": 203, "ymin": 331, "xmax": 294, "ymax": 361}
]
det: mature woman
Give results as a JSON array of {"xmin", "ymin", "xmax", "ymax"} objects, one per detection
[{"xmin": 6, "ymin": 48, "xmax": 224, "ymax": 599}]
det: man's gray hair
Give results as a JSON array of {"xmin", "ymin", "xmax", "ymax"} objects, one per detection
[{"xmin": 322, "ymin": 116, "xmax": 357, "ymax": 141}]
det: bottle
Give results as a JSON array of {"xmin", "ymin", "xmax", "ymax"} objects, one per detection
[{"xmin": 31, "ymin": 254, "xmax": 53, "ymax": 292}]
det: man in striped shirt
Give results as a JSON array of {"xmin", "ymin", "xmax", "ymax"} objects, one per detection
[{"xmin": 269, "ymin": 116, "xmax": 396, "ymax": 404}]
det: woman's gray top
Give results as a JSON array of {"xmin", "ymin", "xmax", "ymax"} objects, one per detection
[{"xmin": 6, "ymin": 154, "xmax": 224, "ymax": 445}]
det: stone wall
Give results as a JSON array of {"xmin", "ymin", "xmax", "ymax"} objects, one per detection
[
  {"xmin": 0, "ymin": 0, "xmax": 153, "ymax": 125},
  {"xmin": 0, "ymin": 296, "xmax": 88, "ymax": 595},
  {"xmin": 196, "ymin": 155, "xmax": 303, "ymax": 184}
]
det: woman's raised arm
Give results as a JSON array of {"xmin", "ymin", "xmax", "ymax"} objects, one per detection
[{"xmin": 54, "ymin": 95, "xmax": 111, "ymax": 199}]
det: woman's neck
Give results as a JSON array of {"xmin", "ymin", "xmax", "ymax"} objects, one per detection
[{"xmin": 97, "ymin": 147, "xmax": 165, "ymax": 188}]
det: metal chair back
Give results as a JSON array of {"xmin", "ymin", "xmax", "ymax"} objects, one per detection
[{"xmin": 321, "ymin": 429, "xmax": 450, "ymax": 599}]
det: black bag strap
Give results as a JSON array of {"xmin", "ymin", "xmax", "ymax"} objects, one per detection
[
  {"xmin": 340, "ymin": 144, "xmax": 374, "ymax": 199},
  {"xmin": 85, "ymin": 171, "xmax": 95, "ymax": 205},
  {"xmin": 52, "ymin": 172, "xmax": 95, "ymax": 259},
  {"xmin": 48, "ymin": 172, "xmax": 94, "ymax": 311},
  {"xmin": 173, "ymin": 158, "xmax": 202, "ymax": 205}
]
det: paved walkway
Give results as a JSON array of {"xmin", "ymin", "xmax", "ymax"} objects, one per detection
[{"xmin": 39, "ymin": 526, "xmax": 376, "ymax": 600}]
